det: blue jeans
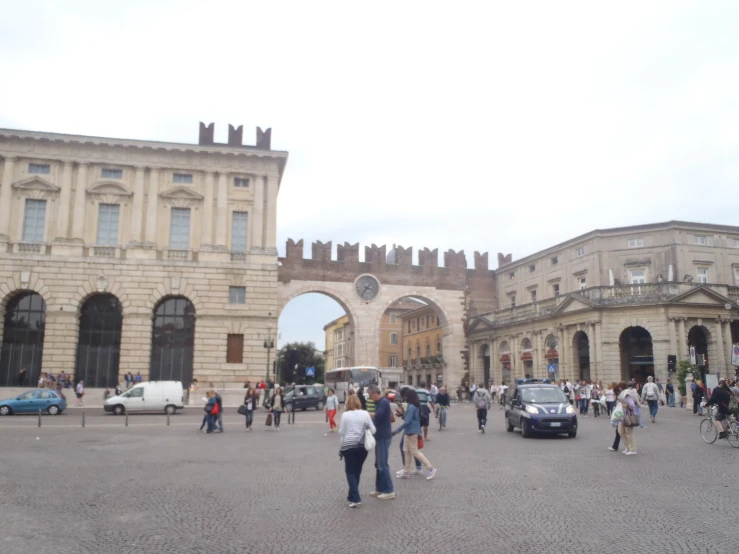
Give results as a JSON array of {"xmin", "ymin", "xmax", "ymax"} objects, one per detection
[
  {"xmin": 343, "ymin": 446, "xmax": 368, "ymax": 503},
  {"xmin": 580, "ymin": 399, "xmax": 589, "ymax": 414},
  {"xmin": 375, "ymin": 437, "xmax": 394, "ymax": 494},
  {"xmin": 245, "ymin": 410, "xmax": 253, "ymax": 428},
  {"xmin": 206, "ymin": 414, "xmax": 217, "ymax": 433},
  {"xmin": 637, "ymin": 408, "xmax": 644, "ymax": 426},
  {"xmin": 647, "ymin": 399, "xmax": 658, "ymax": 418},
  {"xmin": 217, "ymin": 411, "xmax": 224, "ymax": 431},
  {"xmin": 400, "ymin": 435, "xmax": 422, "ymax": 470},
  {"xmin": 667, "ymin": 393, "xmax": 675, "ymax": 407},
  {"xmin": 273, "ymin": 410, "xmax": 282, "ymax": 427}
]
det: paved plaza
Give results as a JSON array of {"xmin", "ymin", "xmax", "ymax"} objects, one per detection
[{"xmin": 1, "ymin": 404, "xmax": 737, "ymax": 554}]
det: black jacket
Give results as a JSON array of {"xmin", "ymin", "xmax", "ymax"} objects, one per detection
[{"xmin": 707, "ymin": 386, "xmax": 731, "ymax": 414}]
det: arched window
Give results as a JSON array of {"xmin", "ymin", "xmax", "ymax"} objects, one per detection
[
  {"xmin": 75, "ymin": 294, "xmax": 122, "ymax": 388},
  {"xmin": 435, "ymin": 335, "xmax": 442, "ymax": 355},
  {"xmin": 150, "ymin": 296, "xmax": 196, "ymax": 383},
  {"xmin": 0, "ymin": 292, "xmax": 46, "ymax": 386},
  {"xmin": 425, "ymin": 342, "xmax": 431, "ymax": 358},
  {"xmin": 416, "ymin": 342, "xmax": 421, "ymax": 360}
]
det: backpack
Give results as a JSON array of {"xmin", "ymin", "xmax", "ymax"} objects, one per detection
[
  {"xmin": 590, "ymin": 388, "xmax": 599, "ymax": 400},
  {"xmin": 645, "ymin": 383, "xmax": 657, "ymax": 400},
  {"xmin": 563, "ymin": 385, "xmax": 570, "ymax": 394},
  {"xmin": 475, "ymin": 391, "xmax": 487, "ymax": 409}
]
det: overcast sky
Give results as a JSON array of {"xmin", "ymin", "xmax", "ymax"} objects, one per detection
[{"xmin": 2, "ymin": 1, "xmax": 738, "ymax": 350}]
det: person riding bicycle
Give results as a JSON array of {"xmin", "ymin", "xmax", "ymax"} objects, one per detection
[
  {"xmin": 435, "ymin": 386, "xmax": 451, "ymax": 428},
  {"xmin": 706, "ymin": 378, "xmax": 733, "ymax": 439}
]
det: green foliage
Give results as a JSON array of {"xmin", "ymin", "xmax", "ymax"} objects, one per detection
[
  {"xmin": 676, "ymin": 359, "xmax": 700, "ymax": 396},
  {"xmin": 276, "ymin": 341, "xmax": 325, "ymax": 385}
]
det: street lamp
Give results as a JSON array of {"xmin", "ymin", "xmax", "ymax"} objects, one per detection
[{"xmin": 263, "ymin": 326, "xmax": 276, "ymax": 406}]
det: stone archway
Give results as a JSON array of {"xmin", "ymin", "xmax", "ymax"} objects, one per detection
[
  {"xmin": 619, "ymin": 326, "xmax": 654, "ymax": 384},
  {"xmin": 572, "ymin": 331, "xmax": 590, "ymax": 381},
  {"xmin": 688, "ymin": 325, "xmax": 711, "ymax": 383}
]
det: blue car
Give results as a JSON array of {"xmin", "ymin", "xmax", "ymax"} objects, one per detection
[
  {"xmin": 505, "ymin": 379, "xmax": 577, "ymax": 438},
  {"xmin": 0, "ymin": 389, "xmax": 67, "ymax": 416}
]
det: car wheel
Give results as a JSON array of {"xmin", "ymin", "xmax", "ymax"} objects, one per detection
[
  {"xmin": 0, "ymin": 405, "xmax": 11, "ymax": 416},
  {"xmin": 47, "ymin": 405, "xmax": 60, "ymax": 415},
  {"xmin": 301, "ymin": 407, "xmax": 307, "ymax": 411},
  {"xmin": 113, "ymin": 404, "xmax": 125, "ymax": 415},
  {"xmin": 568, "ymin": 431, "xmax": 577, "ymax": 438},
  {"xmin": 316, "ymin": 401, "xmax": 325, "ymax": 410},
  {"xmin": 521, "ymin": 419, "xmax": 531, "ymax": 438},
  {"xmin": 165, "ymin": 405, "xmax": 176, "ymax": 415},
  {"xmin": 505, "ymin": 415, "xmax": 514, "ymax": 432}
]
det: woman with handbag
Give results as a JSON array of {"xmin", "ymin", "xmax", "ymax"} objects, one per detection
[
  {"xmin": 270, "ymin": 387, "xmax": 284, "ymax": 431},
  {"xmin": 618, "ymin": 381, "xmax": 640, "ymax": 455},
  {"xmin": 241, "ymin": 388, "xmax": 257, "ymax": 432},
  {"xmin": 338, "ymin": 394, "xmax": 375, "ymax": 508},
  {"xmin": 392, "ymin": 389, "xmax": 437, "ymax": 480},
  {"xmin": 608, "ymin": 382, "xmax": 625, "ymax": 451}
]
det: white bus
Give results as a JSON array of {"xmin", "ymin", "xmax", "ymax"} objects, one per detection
[{"xmin": 326, "ymin": 367, "xmax": 384, "ymax": 401}]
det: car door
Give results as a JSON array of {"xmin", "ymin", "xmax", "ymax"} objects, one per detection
[
  {"xmin": 14, "ymin": 391, "xmax": 38, "ymax": 413},
  {"xmin": 305, "ymin": 387, "xmax": 318, "ymax": 409},
  {"xmin": 294, "ymin": 387, "xmax": 307, "ymax": 410},
  {"xmin": 37, "ymin": 390, "xmax": 54, "ymax": 411},
  {"xmin": 126, "ymin": 387, "xmax": 145, "ymax": 411},
  {"xmin": 510, "ymin": 389, "xmax": 522, "ymax": 427}
]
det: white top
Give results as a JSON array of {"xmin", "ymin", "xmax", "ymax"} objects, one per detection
[
  {"xmin": 606, "ymin": 389, "xmax": 615, "ymax": 401},
  {"xmin": 339, "ymin": 410, "xmax": 375, "ymax": 451},
  {"xmin": 76, "ymin": 383, "xmax": 84, "ymax": 394}
]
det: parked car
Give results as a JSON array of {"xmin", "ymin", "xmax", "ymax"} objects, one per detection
[
  {"xmin": 104, "ymin": 381, "xmax": 184, "ymax": 415},
  {"xmin": 282, "ymin": 385, "xmax": 327, "ymax": 412},
  {"xmin": 0, "ymin": 389, "xmax": 67, "ymax": 415},
  {"xmin": 505, "ymin": 378, "xmax": 577, "ymax": 438}
]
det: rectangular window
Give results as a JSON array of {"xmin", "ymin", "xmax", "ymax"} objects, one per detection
[
  {"xmin": 509, "ymin": 271, "xmax": 515, "ymax": 279},
  {"xmin": 578, "ymin": 277, "xmax": 587, "ymax": 290},
  {"xmin": 628, "ymin": 238, "xmax": 644, "ymax": 248},
  {"xmin": 389, "ymin": 355, "xmax": 397, "ymax": 367},
  {"xmin": 226, "ymin": 334, "xmax": 244, "ymax": 363},
  {"xmin": 553, "ymin": 283, "xmax": 560, "ymax": 297},
  {"xmin": 234, "ymin": 177, "xmax": 250, "ymax": 188},
  {"xmin": 28, "ymin": 163, "xmax": 50, "ymax": 174},
  {"xmin": 733, "ymin": 239, "xmax": 739, "ymax": 248},
  {"xmin": 390, "ymin": 314, "xmax": 397, "ymax": 324},
  {"xmin": 408, "ymin": 321, "xmax": 411, "ymax": 333},
  {"xmin": 408, "ymin": 376, "xmax": 413, "ymax": 386},
  {"xmin": 551, "ymin": 256, "xmax": 558, "ymax": 266},
  {"xmin": 22, "ymin": 199, "xmax": 46, "ymax": 242},
  {"xmin": 529, "ymin": 264, "xmax": 536, "ymax": 273},
  {"xmin": 231, "ymin": 211, "xmax": 248, "ymax": 252},
  {"xmin": 576, "ymin": 247, "xmax": 585, "ymax": 257},
  {"xmin": 697, "ymin": 267, "xmax": 709, "ymax": 283},
  {"xmin": 173, "ymin": 173, "xmax": 193, "ymax": 184},
  {"xmin": 390, "ymin": 333, "xmax": 398, "ymax": 345},
  {"xmin": 530, "ymin": 290, "xmax": 537, "ymax": 302},
  {"xmin": 229, "ymin": 286, "xmax": 246, "ymax": 304},
  {"xmin": 169, "ymin": 208, "xmax": 191, "ymax": 249},
  {"xmin": 426, "ymin": 314, "xmax": 430, "ymax": 328},
  {"xmin": 695, "ymin": 235, "xmax": 707, "ymax": 245},
  {"xmin": 631, "ymin": 269, "xmax": 646, "ymax": 284},
  {"xmin": 101, "ymin": 168, "xmax": 122, "ymax": 179},
  {"xmin": 735, "ymin": 268, "xmax": 739, "ymax": 285},
  {"xmin": 96, "ymin": 204, "xmax": 120, "ymax": 246},
  {"xmin": 509, "ymin": 295, "xmax": 516, "ymax": 308}
]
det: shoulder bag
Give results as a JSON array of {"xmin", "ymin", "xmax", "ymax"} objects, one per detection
[
  {"xmin": 364, "ymin": 422, "xmax": 376, "ymax": 451},
  {"xmin": 622, "ymin": 405, "xmax": 639, "ymax": 427},
  {"xmin": 237, "ymin": 404, "xmax": 248, "ymax": 416}
]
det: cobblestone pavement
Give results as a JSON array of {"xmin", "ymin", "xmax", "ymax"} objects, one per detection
[{"xmin": 1, "ymin": 404, "xmax": 737, "ymax": 554}]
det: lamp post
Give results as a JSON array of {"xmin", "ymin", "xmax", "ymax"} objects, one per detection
[{"xmin": 263, "ymin": 326, "xmax": 276, "ymax": 406}]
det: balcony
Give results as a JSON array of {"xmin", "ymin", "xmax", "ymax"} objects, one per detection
[
  {"xmin": 230, "ymin": 251, "xmax": 247, "ymax": 262},
  {"xmin": 165, "ymin": 249, "xmax": 192, "ymax": 261},
  {"xmin": 14, "ymin": 242, "xmax": 47, "ymax": 255},
  {"xmin": 729, "ymin": 286, "xmax": 739, "ymax": 301},
  {"xmin": 92, "ymin": 246, "xmax": 117, "ymax": 258}
]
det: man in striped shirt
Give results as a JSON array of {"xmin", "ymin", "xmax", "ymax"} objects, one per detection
[{"xmin": 416, "ymin": 381, "xmax": 434, "ymax": 441}]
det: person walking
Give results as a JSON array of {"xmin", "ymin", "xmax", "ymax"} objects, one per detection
[
  {"xmin": 666, "ymin": 380, "xmax": 675, "ymax": 407},
  {"xmin": 395, "ymin": 388, "xmax": 422, "ymax": 477},
  {"xmin": 325, "ymin": 388, "xmax": 339, "ymax": 434},
  {"xmin": 393, "ymin": 389, "xmax": 437, "ymax": 481},
  {"xmin": 605, "ymin": 383, "xmax": 616, "ymax": 416},
  {"xmin": 204, "ymin": 391, "xmax": 219, "ymax": 433},
  {"xmin": 590, "ymin": 385, "xmax": 601, "ymax": 417},
  {"xmin": 213, "ymin": 391, "xmax": 224, "ymax": 433},
  {"xmin": 75, "ymin": 380, "xmax": 85, "ymax": 407},
  {"xmin": 693, "ymin": 380, "xmax": 705, "ymax": 416},
  {"xmin": 641, "ymin": 375, "xmax": 660, "ymax": 423},
  {"xmin": 357, "ymin": 387, "xmax": 367, "ymax": 411},
  {"xmin": 608, "ymin": 382, "xmax": 625, "ymax": 451},
  {"xmin": 416, "ymin": 381, "xmax": 433, "ymax": 441},
  {"xmin": 622, "ymin": 380, "xmax": 645, "ymax": 428},
  {"xmin": 367, "ymin": 384, "xmax": 395, "ymax": 500},
  {"xmin": 270, "ymin": 387, "xmax": 284, "ymax": 431},
  {"xmin": 243, "ymin": 388, "xmax": 257, "ymax": 432},
  {"xmin": 339, "ymin": 394, "xmax": 375, "ymax": 508},
  {"xmin": 17, "ymin": 367, "xmax": 27, "ymax": 387},
  {"xmin": 125, "ymin": 372, "xmax": 133, "ymax": 389},
  {"xmin": 469, "ymin": 382, "xmax": 477, "ymax": 403},
  {"xmin": 618, "ymin": 381, "xmax": 640, "ymax": 455},
  {"xmin": 473, "ymin": 383, "xmax": 491, "ymax": 433}
]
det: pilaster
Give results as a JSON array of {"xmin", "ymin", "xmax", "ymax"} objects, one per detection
[
  {"xmin": 71, "ymin": 162, "xmax": 88, "ymax": 242},
  {"xmin": 0, "ymin": 156, "xmax": 16, "ymax": 240},
  {"xmin": 264, "ymin": 172, "xmax": 279, "ymax": 256},
  {"xmin": 128, "ymin": 166, "xmax": 146, "ymax": 244},
  {"xmin": 251, "ymin": 174, "xmax": 265, "ymax": 252},
  {"xmin": 215, "ymin": 171, "xmax": 228, "ymax": 248}
]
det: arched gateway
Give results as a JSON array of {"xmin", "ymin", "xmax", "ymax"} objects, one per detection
[{"xmin": 277, "ymin": 240, "xmax": 496, "ymax": 386}]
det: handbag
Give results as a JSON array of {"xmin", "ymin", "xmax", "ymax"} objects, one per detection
[
  {"xmin": 417, "ymin": 435, "xmax": 424, "ymax": 450},
  {"xmin": 622, "ymin": 406, "xmax": 639, "ymax": 427},
  {"xmin": 364, "ymin": 425, "xmax": 376, "ymax": 451},
  {"xmin": 237, "ymin": 405, "xmax": 248, "ymax": 416},
  {"xmin": 265, "ymin": 413, "xmax": 273, "ymax": 426}
]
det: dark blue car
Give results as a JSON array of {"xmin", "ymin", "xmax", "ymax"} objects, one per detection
[
  {"xmin": 0, "ymin": 389, "xmax": 67, "ymax": 415},
  {"xmin": 505, "ymin": 379, "xmax": 577, "ymax": 438}
]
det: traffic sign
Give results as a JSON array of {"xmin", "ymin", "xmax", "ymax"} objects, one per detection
[
  {"xmin": 306, "ymin": 367, "xmax": 315, "ymax": 377},
  {"xmin": 732, "ymin": 344, "xmax": 739, "ymax": 366},
  {"xmin": 689, "ymin": 346, "xmax": 696, "ymax": 365},
  {"xmin": 547, "ymin": 364, "xmax": 557, "ymax": 374}
]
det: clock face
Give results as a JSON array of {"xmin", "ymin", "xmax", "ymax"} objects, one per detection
[{"xmin": 355, "ymin": 275, "xmax": 380, "ymax": 301}]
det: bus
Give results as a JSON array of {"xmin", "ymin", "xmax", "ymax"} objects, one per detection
[{"xmin": 326, "ymin": 367, "xmax": 382, "ymax": 401}]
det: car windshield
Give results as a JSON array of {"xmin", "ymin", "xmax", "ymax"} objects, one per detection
[
  {"xmin": 351, "ymin": 369, "xmax": 378, "ymax": 387},
  {"xmin": 521, "ymin": 388, "xmax": 566, "ymax": 404}
]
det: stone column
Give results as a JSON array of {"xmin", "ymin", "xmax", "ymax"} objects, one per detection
[
  {"xmin": 41, "ymin": 309, "xmax": 80, "ymax": 377},
  {"xmin": 215, "ymin": 172, "xmax": 228, "ymax": 248},
  {"xmin": 201, "ymin": 171, "xmax": 215, "ymax": 246},
  {"xmin": 722, "ymin": 320, "xmax": 734, "ymax": 368},
  {"xmin": 119, "ymin": 314, "xmax": 153, "ymax": 378},
  {"xmin": 129, "ymin": 166, "xmax": 146, "ymax": 243},
  {"xmin": 685, "ymin": 373, "xmax": 694, "ymax": 411},
  {"xmin": 71, "ymin": 162, "xmax": 88, "ymax": 241},
  {"xmin": 264, "ymin": 172, "xmax": 278, "ymax": 255},
  {"xmin": 715, "ymin": 318, "xmax": 726, "ymax": 376},
  {"xmin": 678, "ymin": 318, "xmax": 687, "ymax": 359},
  {"xmin": 144, "ymin": 168, "xmax": 160, "ymax": 245},
  {"xmin": 594, "ymin": 322, "xmax": 603, "ymax": 382},
  {"xmin": 54, "ymin": 162, "xmax": 74, "ymax": 239},
  {"xmin": 251, "ymin": 174, "xmax": 265, "ymax": 252},
  {"xmin": 668, "ymin": 317, "xmax": 677, "ymax": 358},
  {"xmin": 0, "ymin": 156, "xmax": 16, "ymax": 240},
  {"xmin": 559, "ymin": 326, "xmax": 568, "ymax": 380}
]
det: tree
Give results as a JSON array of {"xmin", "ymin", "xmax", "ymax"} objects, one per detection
[{"xmin": 276, "ymin": 341, "xmax": 325, "ymax": 385}]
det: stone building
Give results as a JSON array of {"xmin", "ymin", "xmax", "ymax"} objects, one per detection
[
  {"xmin": 466, "ymin": 221, "xmax": 739, "ymax": 388},
  {"xmin": 401, "ymin": 304, "xmax": 445, "ymax": 387},
  {"xmin": 0, "ymin": 124, "xmax": 287, "ymax": 389},
  {"xmin": 323, "ymin": 314, "xmax": 351, "ymax": 370}
]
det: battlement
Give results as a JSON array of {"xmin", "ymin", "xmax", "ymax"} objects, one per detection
[{"xmin": 198, "ymin": 122, "xmax": 272, "ymax": 150}]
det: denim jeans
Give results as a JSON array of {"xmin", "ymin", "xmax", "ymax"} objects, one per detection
[
  {"xmin": 400, "ymin": 435, "xmax": 421, "ymax": 470},
  {"xmin": 206, "ymin": 414, "xmax": 217, "ymax": 433},
  {"xmin": 245, "ymin": 409, "xmax": 253, "ymax": 428},
  {"xmin": 580, "ymin": 399, "xmax": 589, "ymax": 414},
  {"xmin": 343, "ymin": 446, "xmax": 368, "ymax": 503},
  {"xmin": 217, "ymin": 411, "xmax": 224, "ymax": 431},
  {"xmin": 612, "ymin": 428, "xmax": 621, "ymax": 450},
  {"xmin": 200, "ymin": 414, "xmax": 208, "ymax": 430},
  {"xmin": 273, "ymin": 410, "xmax": 282, "ymax": 427},
  {"xmin": 667, "ymin": 393, "xmax": 675, "ymax": 407},
  {"xmin": 647, "ymin": 399, "xmax": 658, "ymax": 418},
  {"xmin": 477, "ymin": 408, "xmax": 488, "ymax": 429},
  {"xmin": 375, "ymin": 437, "xmax": 394, "ymax": 494}
]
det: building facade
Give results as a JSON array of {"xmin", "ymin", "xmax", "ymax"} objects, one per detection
[
  {"xmin": 467, "ymin": 221, "xmax": 739, "ymax": 389},
  {"xmin": 0, "ymin": 124, "xmax": 287, "ymax": 389},
  {"xmin": 323, "ymin": 314, "xmax": 351, "ymax": 370},
  {"xmin": 401, "ymin": 304, "xmax": 445, "ymax": 386}
]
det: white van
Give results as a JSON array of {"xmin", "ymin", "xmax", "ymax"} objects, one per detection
[{"xmin": 104, "ymin": 381, "xmax": 184, "ymax": 415}]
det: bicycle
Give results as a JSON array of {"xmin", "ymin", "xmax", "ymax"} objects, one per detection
[
  {"xmin": 438, "ymin": 406, "xmax": 448, "ymax": 431},
  {"xmin": 700, "ymin": 404, "xmax": 739, "ymax": 448}
]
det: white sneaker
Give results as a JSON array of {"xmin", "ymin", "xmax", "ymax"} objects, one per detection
[
  {"xmin": 607, "ymin": 447, "xmax": 616, "ymax": 451},
  {"xmin": 426, "ymin": 467, "xmax": 437, "ymax": 480},
  {"xmin": 369, "ymin": 491, "xmax": 380, "ymax": 497},
  {"xmin": 378, "ymin": 492, "xmax": 396, "ymax": 500},
  {"xmin": 625, "ymin": 451, "xmax": 637, "ymax": 456},
  {"xmin": 622, "ymin": 449, "xmax": 629, "ymax": 454},
  {"xmin": 348, "ymin": 502, "xmax": 361, "ymax": 508}
]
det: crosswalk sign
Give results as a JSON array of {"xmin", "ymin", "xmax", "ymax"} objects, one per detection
[{"xmin": 306, "ymin": 367, "xmax": 315, "ymax": 377}]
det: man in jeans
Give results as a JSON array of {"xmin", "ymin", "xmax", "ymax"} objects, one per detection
[
  {"xmin": 368, "ymin": 385, "xmax": 395, "ymax": 500},
  {"xmin": 473, "ymin": 384, "xmax": 491, "ymax": 433},
  {"xmin": 641, "ymin": 375, "xmax": 660, "ymax": 423}
]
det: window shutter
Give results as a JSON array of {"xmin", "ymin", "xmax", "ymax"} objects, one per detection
[{"xmin": 226, "ymin": 334, "xmax": 244, "ymax": 364}]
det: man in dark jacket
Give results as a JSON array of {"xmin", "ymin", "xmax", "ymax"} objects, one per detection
[
  {"xmin": 368, "ymin": 385, "xmax": 395, "ymax": 500},
  {"xmin": 215, "ymin": 392, "xmax": 224, "ymax": 433},
  {"xmin": 706, "ymin": 378, "xmax": 732, "ymax": 439}
]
